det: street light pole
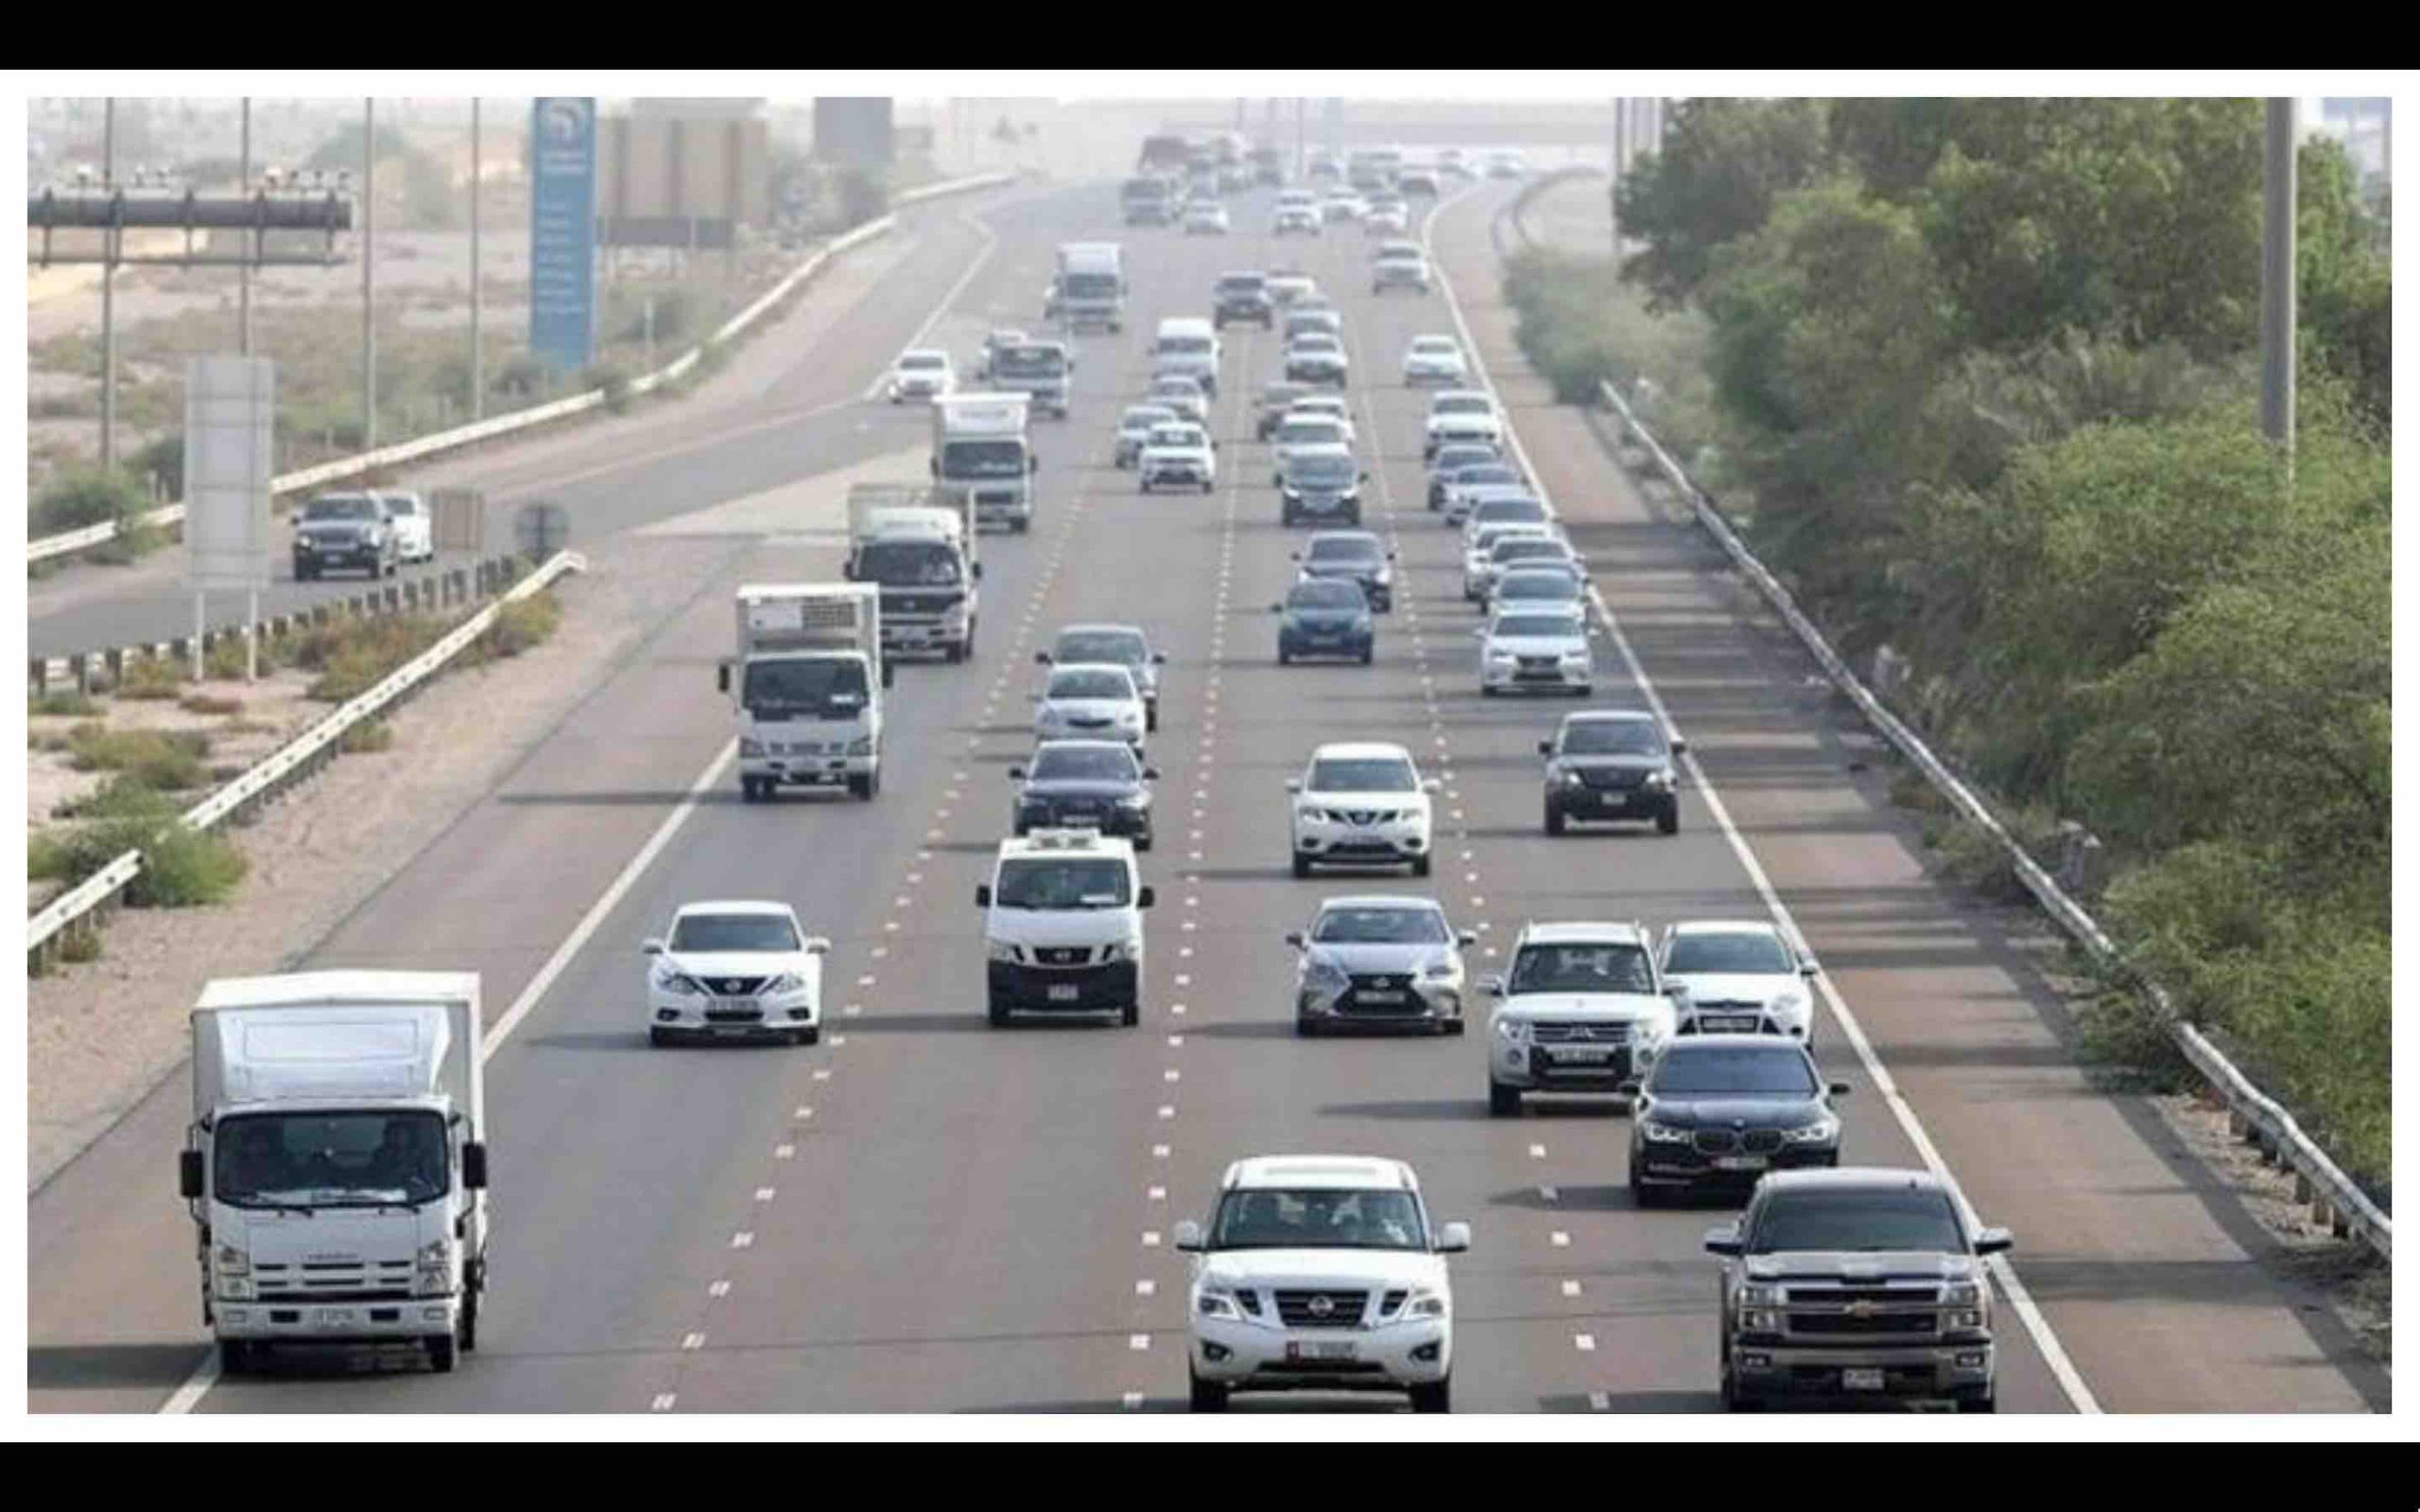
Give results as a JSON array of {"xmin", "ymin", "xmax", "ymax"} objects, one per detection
[
  {"xmin": 363, "ymin": 97, "xmax": 377, "ymax": 452},
  {"xmin": 100, "ymin": 96, "xmax": 117, "ymax": 473},
  {"xmin": 2259, "ymin": 96, "xmax": 2297, "ymax": 464},
  {"xmin": 238, "ymin": 96, "xmax": 251, "ymax": 356},
  {"xmin": 470, "ymin": 96, "xmax": 483, "ymax": 421}
]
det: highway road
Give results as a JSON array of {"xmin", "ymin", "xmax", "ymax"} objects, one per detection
[{"xmin": 25, "ymin": 174, "xmax": 2388, "ymax": 1415}]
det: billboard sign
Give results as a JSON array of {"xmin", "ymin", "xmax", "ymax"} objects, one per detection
[
  {"xmin": 813, "ymin": 97, "xmax": 893, "ymax": 167},
  {"xmin": 529, "ymin": 96, "xmax": 598, "ymax": 371},
  {"xmin": 183, "ymin": 355, "xmax": 274, "ymax": 593}
]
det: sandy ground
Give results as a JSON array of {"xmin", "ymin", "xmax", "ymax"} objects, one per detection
[
  {"xmin": 28, "ymin": 669, "xmax": 322, "ymax": 833},
  {"xmin": 25, "ymin": 533, "xmax": 735, "ymax": 1190}
]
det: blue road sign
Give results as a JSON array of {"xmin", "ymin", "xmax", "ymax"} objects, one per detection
[{"xmin": 529, "ymin": 97, "xmax": 597, "ymax": 371}]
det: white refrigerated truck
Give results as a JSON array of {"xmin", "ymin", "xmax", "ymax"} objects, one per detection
[
  {"xmin": 1048, "ymin": 241, "xmax": 1127, "ymax": 332},
  {"xmin": 845, "ymin": 483, "xmax": 980, "ymax": 662},
  {"xmin": 931, "ymin": 392, "xmax": 1037, "ymax": 533},
  {"xmin": 721, "ymin": 582, "xmax": 892, "ymax": 801},
  {"xmin": 179, "ymin": 971, "xmax": 490, "ymax": 1375}
]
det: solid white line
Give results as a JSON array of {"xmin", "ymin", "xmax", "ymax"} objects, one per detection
[
  {"xmin": 860, "ymin": 212, "xmax": 1003, "ymax": 401},
  {"xmin": 162, "ymin": 733, "xmax": 740, "ymax": 1414},
  {"xmin": 1426, "ymin": 189, "xmax": 2102, "ymax": 1417}
]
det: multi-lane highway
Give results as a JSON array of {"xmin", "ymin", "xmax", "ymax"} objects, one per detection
[{"xmin": 26, "ymin": 173, "xmax": 2388, "ymax": 1414}]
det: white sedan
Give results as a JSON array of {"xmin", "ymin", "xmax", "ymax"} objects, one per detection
[
  {"xmin": 645, "ymin": 901, "xmax": 830, "ymax": 1046},
  {"xmin": 1184, "ymin": 202, "xmax": 1232, "ymax": 235},
  {"xmin": 888, "ymin": 349, "xmax": 956, "ymax": 403},
  {"xmin": 1034, "ymin": 662, "xmax": 1148, "ymax": 748},
  {"xmin": 1478, "ymin": 605, "xmax": 1594, "ymax": 696},
  {"xmin": 1401, "ymin": 335, "xmax": 1468, "ymax": 387}
]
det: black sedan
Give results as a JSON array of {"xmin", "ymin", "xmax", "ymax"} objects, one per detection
[
  {"xmin": 1625, "ymin": 1037, "xmax": 1849, "ymax": 1206},
  {"xmin": 1273, "ymin": 578, "xmax": 1375, "ymax": 665},
  {"xmin": 1010, "ymin": 740, "xmax": 1158, "ymax": 850}
]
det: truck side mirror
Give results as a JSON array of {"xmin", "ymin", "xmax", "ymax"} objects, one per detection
[
  {"xmin": 179, "ymin": 1149, "xmax": 204, "ymax": 1200},
  {"xmin": 976, "ymin": 884, "xmax": 993, "ymax": 908},
  {"xmin": 1484, "ymin": 975, "xmax": 1505, "ymax": 997},
  {"xmin": 1142, "ymin": 767, "xmax": 1160, "ymax": 781},
  {"xmin": 1827, "ymin": 1081, "xmax": 1852, "ymax": 1098},
  {"xmin": 462, "ymin": 1142, "xmax": 489, "ymax": 1191},
  {"xmin": 971, "ymin": 561, "xmax": 983, "ymax": 581},
  {"xmin": 929, "ymin": 456, "xmax": 940, "ymax": 478},
  {"xmin": 1536, "ymin": 739, "xmax": 1554, "ymax": 756},
  {"xmin": 1800, "ymin": 959, "xmax": 1820, "ymax": 977},
  {"xmin": 642, "ymin": 939, "xmax": 664, "ymax": 955},
  {"xmin": 806, "ymin": 937, "xmax": 832, "ymax": 954},
  {"xmin": 1152, "ymin": 651, "xmax": 1168, "ymax": 663},
  {"xmin": 1670, "ymin": 736, "xmax": 1688, "ymax": 756},
  {"xmin": 1973, "ymin": 1227, "xmax": 2014, "ymax": 1257},
  {"xmin": 1137, "ymin": 886, "xmax": 1156, "ymax": 910},
  {"xmin": 1284, "ymin": 931, "xmax": 1305, "ymax": 949},
  {"xmin": 1435, "ymin": 1221, "xmax": 1471, "ymax": 1254},
  {"xmin": 1703, "ymin": 1226, "xmax": 1743, "ymax": 1258},
  {"xmin": 1028, "ymin": 455, "xmax": 1039, "ymax": 474},
  {"xmin": 717, "ymin": 662, "xmax": 731, "ymax": 695},
  {"xmin": 1008, "ymin": 765, "xmax": 1027, "ymax": 780}
]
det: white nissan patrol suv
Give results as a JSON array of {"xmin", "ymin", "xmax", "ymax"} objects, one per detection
[{"xmin": 1177, "ymin": 1154, "xmax": 1470, "ymax": 1413}]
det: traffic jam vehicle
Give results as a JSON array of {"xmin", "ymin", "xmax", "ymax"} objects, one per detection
[
  {"xmin": 1625, "ymin": 1036, "xmax": 1846, "ymax": 1204},
  {"xmin": 1009, "ymin": 740, "xmax": 1157, "ymax": 849},
  {"xmin": 1484, "ymin": 921, "xmax": 1676, "ymax": 1115},
  {"xmin": 1274, "ymin": 577, "xmax": 1376, "ymax": 665},
  {"xmin": 1038, "ymin": 622, "xmax": 1168, "ymax": 731},
  {"xmin": 1288, "ymin": 896, "xmax": 1472, "ymax": 1037},
  {"xmin": 1660, "ymin": 920, "xmax": 1822, "ymax": 1042},
  {"xmin": 1539, "ymin": 710, "xmax": 1685, "ymax": 835},
  {"xmin": 1288, "ymin": 742, "xmax": 1440, "ymax": 878},
  {"xmin": 977, "ymin": 829, "xmax": 1153, "ymax": 1027},
  {"xmin": 644, "ymin": 901, "xmax": 831, "ymax": 1046}
]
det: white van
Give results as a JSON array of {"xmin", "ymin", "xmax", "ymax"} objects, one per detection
[
  {"xmin": 977, "ymin": 829, "xmax": 1153, "ymax": 1027},
  {"xmin": 1152, "ymin": 317, "xmax": 1223, "ymax": 399}
]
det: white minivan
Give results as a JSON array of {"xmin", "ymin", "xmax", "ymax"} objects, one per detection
[
  {"xmin": 1151, "ymin": 317, "xmax": 1223, "ymax": 399},
  {"xmin": 977, "ymin": 828, "xmax": 1154, "ymax": 1027}
]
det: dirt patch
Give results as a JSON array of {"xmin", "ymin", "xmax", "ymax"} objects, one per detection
[
  {"xmin": 25, "ymin": 537, "xmax": 731, "ymax": 1191},
  {"xmin": 27, "ymin": 670, "xmax": 320, "ymax": 831}
]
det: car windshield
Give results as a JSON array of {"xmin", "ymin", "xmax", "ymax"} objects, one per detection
[
  {"xmin": 304, "ymin": 496, "xmax": 379, "ymax": 522},
  {"xmin": 1495, "ymin": 540, "xmax": 1570, "ymax": 562},
  {"xmin": 1434, "ymin": 449, "xmax": 1495, "ymax": 472},
  {"xmin": 742, "ymin": 657, "xmax": 870, "ymax": 719},
  {"xmin": 1500, "ymin": 574, "xmax": 1581, "ymax": 598},
  {"xmin": 671, "ymin": 913, "xmax": 801, "ymax": 953},
  {"xmin": 215, "ymin": 1110, "xmax": 448, "ymax": 1211},
  {"xmin": 1064, "ymin": 272, "xmax": 1118, "ymax": 298},
  {"xmin": 1049, "ymin": 668, "xmax": 1134, "ymax": 701},
  {"xmin": 1495, "ymin": 613, "xmax": 1582, "ymax": 640},
  {"xmin": 1308, "ymin": 757, "xmax": 1415, "ymax": 792},
  {"xmin": 1474, "ymin": 501, "xmax": 1548, "ymax": 527},
  {"xmin": 1056, "ymin": 632, "xmax": 1147, "ymax": 666},
  {"xmin": 1667, "ymin": 931, "xmax": 1794, "ymax": 975},
  {"xmin": 1508, "ymin": 942, "xmax": 1655, "ymax": 994},
  {"xmin": 994, "ymin": 857, "xmax": 1132, "ymax": 909},
  {"xmin": 1280, "ymin": 421, "xmax": 1343, "ymax": 445},
  {"xmin": 1147, "ymin": 426, "xmax": 1206, "ymax": 449},
  {"xmin": 1291, "ymin": 335, "xmax": 1340, "ymax": 352},
  {"xmin": 1651, "ymin": 1044, "xmax": 1818, "ymax": 1097},
  {"xmin": 1153, "ymin": 380, "xmax": 1202, "ymax": 400},
  {"xmin": 1260, "ymin": 387, "xmax": 1306, "ymax": 408},
  {"xmin": 856, "ymin": 540, "xmax": 961, "ymax": 587},
  {"xmin": 1211, "ymin": 1188, "xmax": 1426, "ymax": 1251},
  {"xmin": 1458, "ymin": 465, "xmax": 1520, "ymax": 487},
  {"xmin": 1288, "ymin": 455, "xmax": 1356, "ymax": 484},
  {"xmin": 996, "ymin": 347, "xmax": 1065, "ymax": 377},
  {"xmin": 1411, "ymin": 339, "xmax": 1458, "ymax": 354},
  {"xmin": 1751, "ymin": 1189, "xmax": 1966, "ymax": 1256},
  {"xmin": 900, "ymin": 353, "xmax": 946, "ymax": 370},
  {"xmin": 1219, "ymin": 276, "xmax": 1266, "ymax": 295},
  {"xmin": 1121, "ymin": 407, "xmax": 1175, "ymax": 434},
  {"xmin": 1031, "ymin": 745, "xmax": 1141, "ymax": 782},
  {"xmin": 1308, "ymin": 538, "xmax": 1380, "ymax": 564},
  {"xmin": 1435, "ymin": 395, "xmax": 1493, "ymax": 416},
  {"xmin": 940, "ymin": 438, "xmax": 1025, "ymax": 477},
  {"xmin": 1562, "ymin": 719, "xmax": 1664, "ymax": 757},
  {"xmin": 1160, "ymin": 335, "xmax": 1213, "ymax": 355},
  {"xmin": 1291, "ymin": 580, "xmax": 1366, "ymax": 610},
  {"xmin": 379, "ymin": 495, "xmax": 423, "ymax": 516},
  {"xmin": 1315, "ymin": 906, "xmax": 1449, "ymax": 944}
]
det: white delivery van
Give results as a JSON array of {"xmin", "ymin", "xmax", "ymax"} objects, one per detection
[{"xmin": 721, "ymin": 583, "xmax": 892, "ymax": 801}]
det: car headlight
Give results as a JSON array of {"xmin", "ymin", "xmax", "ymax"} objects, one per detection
[
  {"xmin": 1303, "ymin": 958, "xmax": 1350, "ymax": 992},
  {"xmin": 738, "ymin": 738, "xmax": 766, "ymax": 757},
  {"xmin": 1117, "ymin": 792, "xmax": 1151, "ymax": 809},
  {"xmin": 1486, "ymin": 650, "xmax": 1517, "ymax": 665},
  {"xmin": 1420, "ymin": 957, "xmax": 1460, "ymax": 981},
  {"xmin": 1639, "ymin": 1118, "xmax": 1691, "ymax": 1144},
  {"xmin": 762, "ymin": 972, "xmax": 806, "ymax": 997},
  {"xmin": 986, "ymin": 940, "xmax": 1020, "ymax": 964},
  {"xmin": 846, "ymin": 737, "xmax": 873, "ymax": 756},
  {"xmin": 1781, "ymin": 1116, "xmax": 1838, "ymax": 1145},
  {"xmin": 1196, "ymin": 1289, "xmax": 1247, "ymax": 1320},
  {"xmin": 1642, "ymin": 767, "xmax": 1676, "ymax": 791},
  {"xmin": 653, "ymin": 968, "xmax": 706, "ymax": 997},
  {"xmin": 1296, "ymin": 803, "xmax": 1326, "ymax": 824},
  {"xmin": 1102, "ymin": 937, "xmax": 1143, "ymax": 964},
  {"xmin": 1771, "ymin": 990, "xmax": 1809, "ymax": 1020},
  {"xmin": 1559, "ymin": 768, "xmax": 1586, "ymax": 788},
  {"xmin": 215, "ymin": 1242, "xmax": 251, "ymax": 1275},
  {"xmin": 1402, "ymin": 1287, "xmax": 1448, "ymax": 1319},
  {"xmin": 1943, "ymin": 1280, "xmax": 1982, "ymax": 1308},
  {"xmin": 1493, "ymin": 1016, "xmax": 1531, "ymax": 1044},
  {"xmin": 1739, "ymin": 1283, "xmax": 1786, "ymax": 1309}
]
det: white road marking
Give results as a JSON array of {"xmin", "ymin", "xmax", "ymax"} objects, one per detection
[
  {"xmin": 652, "ymin": 1394, "xmax": 680, "ymax": 1412},
  {"xmin": 731, "ymin": 1232, "xmax": 754, "ymax": 1249},
  {"xmin": 1562, "ymin": 1280, "xmax": 1582, "ymax": 1298},
  {"xmin": 1574, "ymin": 1333, "xmax": 1597, "ymax": 1353},
  {"xmin": 1550, "ymin": 1231, "xmax": 1571, "ymax": 1247},
  {"xmin": 682, "ymin": 1332, "xmax": 706, "ymax": 1350}
]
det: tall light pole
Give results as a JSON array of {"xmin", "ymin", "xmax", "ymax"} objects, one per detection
[
  {"xmin": 470, "ymin": 96, "xmax": 483, "ymax": 421},
  {"xmin": 363, "ymin": 97, "xmax": 377, "ymax": 451},
  {"xmin": 237, "ymin": 96, "xmax": 252, "ymax": 356},
  {"xmin": 2259, "ymin": 97, "xmax": 2296, "ymax": 464},
  {"xmin": 100, "ymin": 96, "xmax": 117, "ymax": 472}
]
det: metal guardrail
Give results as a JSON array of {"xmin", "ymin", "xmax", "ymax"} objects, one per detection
[
  {"xmin": 26, "ymin": 170, "xmax": 1020, "ymax": 565},
  {"xmin": 1594, "ymin": 375, "xmax": 2390, "ymax": 1260},
  {"xmin": 26, "ymin": 550, "xmax": 586, "ymax": 968}
]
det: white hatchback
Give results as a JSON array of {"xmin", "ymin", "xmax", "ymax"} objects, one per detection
[{"xmin": 1658, "ymin": 920, "xmax": 1822, "ymax": 1042}]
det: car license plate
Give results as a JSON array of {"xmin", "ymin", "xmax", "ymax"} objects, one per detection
[
  {"xmin": 1360, "ymin": 990, "xmax": 1406, "ymax": 1004},
  {"xmin": 1841, "ymin": 1367, "xmax": 1885, "ymax": 1391},
  {"xmin": 1048, "ymin": 984, "xmax": 1080, "ymax": 1003},
  {"xmin": 1552, "ymin": 1046, "xmax": 1612, "ymax": 1063},
  {"xmin": 1714, "ymin": 1155, "xmax": 1768, "ymax": 1171},
  {"xmin": 1287, "ymin": 1340, "xmax": 1357, "ymax": 1362},
  {"xmin": 316, "ymin": 1308, "xmax": 357, "ymax": 1330},
  {"xmin": 725, "ymin": 998, "xmax": 760, "ymax": 1013}
]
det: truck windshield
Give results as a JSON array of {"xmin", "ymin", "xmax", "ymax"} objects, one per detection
[
  {"xmin": 994, "ymin": 858, "xmax": 1132, "ymax": 909},
  {"xmin": 1063, "ymin": 273, "xmax": 1119, "ymax": 299},
  {"xmin": 942, "ymin": 438, "xmax": 1026, "ymax": 478},
  {"xmin": 743, "ymin": 658, "xmax": 869, "ymax": 719},
  {"xmin": 1508, "ymin": 943, "xmax": 1655, "ymax": 995},
  {"xmin": 856, "ymin": 540, "xmax": 962, "ymax": 587},
  {"xmin": 1210, "ymin": 1188, "xmax": 1426, "ymax": 1251},
  {"xmin": 215, "ymin": 1109, "xmax": 448, "ymax": 1211},
  {"xmin": 996, "ymin": 348, "xmax": 1066, "ymax": 378},
  {"xmin": 1751, "ymin": 1189, "xmax": 1966, "ymax": 1255},
  {"xmin": 1651, "ymin": 1046, "xmax": 1817, "ymax": 1097},
  {"xmin": 1158, "ymin": 335, "xmax": 1212, "ymax": 355}
]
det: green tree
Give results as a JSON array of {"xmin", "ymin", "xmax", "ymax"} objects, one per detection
[
  {"xmin": 2296, "ymin": 137, "xmax": 2393, "ymax": 430},
  {"xmin": 1615, "ymin": 98, "xmax": 1834, "ymax": 310}
]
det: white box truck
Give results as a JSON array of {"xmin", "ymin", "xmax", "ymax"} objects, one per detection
[
  {"xmin": 721, "ymin": 582, "xmax": 892, "ymax": 801},
  {"xmin": 1049, "ymin": 242, "xmax": 1127, "ymax": 333},
  {"xmin": 179, "ymin": 971, "xmax": 490, "ymax": 1376},
  {"xmin": 846, "ymin": 483, "xmax": 980, "ymax": 662},
  {"xmin": 931, "ymin": 392, "xmax": 1037, "ymax": 534}
]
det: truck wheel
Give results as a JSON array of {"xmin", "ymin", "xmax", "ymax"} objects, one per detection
[
  {"xmin": 1296, "ymin": 1015, "xmax": 1320, "ymax": 1039},
  {"xmin": 848, "ymin": 772, "xmax": 875, "ymax": 800},
  {"xmin": 1489, "ymin": 1081, "xmax": 1521, "ymax": 1117},
  {"xmin": 218, "ymin": 1339, "xmax": 252, "ymax": 1376},
  {"xmin": 459, "ymin": 1287, "xmax": 479, "ymax": 1353},
  {"xmin": 1545, "ymin": 799, "xmax": 1565, "ymax": 836},
  {"xmin": 1202, "ymin": 480, "xmax": 1215, "ymax": 495},
  {"xmin": 1631, "ymin": 1161, "xmax": 1665, "ymax": 1208},
  {"xmin": 1139, "ymin": 479, "xmax": 1151, "ymax": 495},
  {"xmin": 426, "ymin": 1333, "xmax": 457, "ymax": 1374},
  {"xmin": 738, "ymin": 778, "xmax": 760, "ymax": 803},
  {"xmin": 1146, "ymin": 705, "xmax": 1159, "ymax": 732},
  {"xmin": 1442, "ymin": 1017, "xmax": 1465, "ymax": 1037},
  {"xmin": 1358, "ymin": 644, "xmax": 1374, "ymax": 665},
  {"xmin": 1278, "ymin": 647, "xmax": 1291, "ymax": 665},
  {"xmin": 1189, "ymin": 1370, "xmax": 1229, "ymax": 1412},
  {"xmin": 648, "ymin": 1026, "xmax": 674, "ymax": 1047},
  {"xmin": 1409, "ymin": 1379, "xmax": 1451, "ymax": 1413},
  {"xmin": 1720, "ymin": 1363, "xmax": 1761, "ymax": 1412}
]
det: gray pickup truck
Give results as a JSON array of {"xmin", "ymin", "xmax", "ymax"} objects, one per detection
[{"xmin": 1703, "ymin": 1167, "xmax": 2012, "ymax": 1412}]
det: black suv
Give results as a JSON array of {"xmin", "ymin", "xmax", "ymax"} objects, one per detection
[
  {"xmin": 1624, "ymin": 1036, "xmax": 1846, "ymax": 1204},
  {"xmin": 1214, "ymin": 271, "xmax": 1274, "ymax": 330},
  {"xmin": 1540, "ymin": 711, "xmax": 1685, "ymax": 836},
  {"xmin": 1010, "ymin": 740, "xmax": 1158, "ymax": 849},
  {"xmin": 1273, "ymin": 577, "xmax": 1375, "ymax": 665}
]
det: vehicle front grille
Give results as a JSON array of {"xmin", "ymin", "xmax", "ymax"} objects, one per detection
[
  {"xmin": 1579, "ymin": 767, "xmax": 1646, "ymax": 791},
  {"xmin": 1530, "ymin": 1022, "xmax": 1629, "ymax": 1044},
  {"xmin": 705, "ymin": 1005, "xmax": 765, "ymax": 1023},
  {"xmin": 1787, "ymin": 1286, "xmax": 1938, "ymax": 1305},
  {"xmin": 701, "ymin": 976, "xmax": 768, "ymax": 997},
  {"xmin": 251, "ymin": 1258, "xmax": 413, "ymax": 1303},
  {"xmin": 1690, "ymin": 1127, "xmax": 1786, "ymax": 1155},
  {"xmin": 1273, "ymin": 1289, "xmax": 1369, "ymax": 1328},
  {"xmin": 1790, "ymin": 1312, "xmax": 1940, "ymax": 1337},
  {"xmin": 1030, "ymin": 945, "xmax": 1095, "ymax": 968}
]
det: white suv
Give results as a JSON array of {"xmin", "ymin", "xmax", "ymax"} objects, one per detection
[
  {"xmin": 1658, "ymin": 920, "xmax": 1821, "ymax": 1043},
  {"xmin": 1288, "ymin": 742, "xmax": 1439, "ymax": 878},
  {"xmin": 1424, "ymin": 390, "xmax": 1503, "ymax": 460},
  {"xmin": 1176, "ymin": 1154, "xmax": 1469, "ymax": 1413},
  {"xmin": 1484, "ymin": 921, "xmax": 1676, "ymax": 1115},
  {"xmin": 644, "ymin": 901, "xmax": 830, "ymax": 1047},
  {"xmin": 977, "ymin": 829, "xmax": 1153, "ymax": 1027},
  {"xmin": 375, "ymin": 490, "xmax": 436, "ymax": 564}
]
